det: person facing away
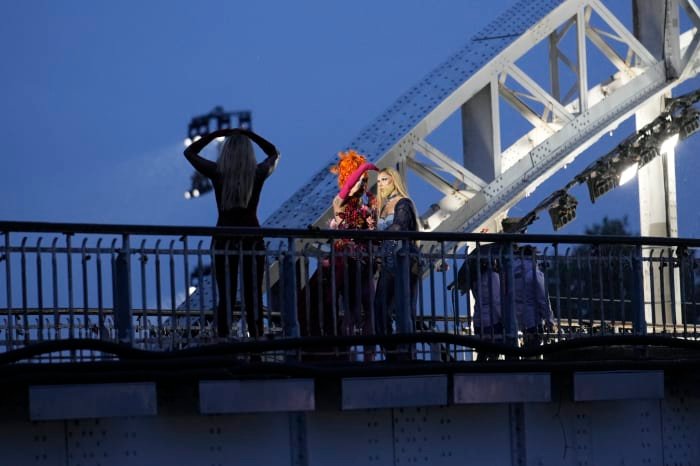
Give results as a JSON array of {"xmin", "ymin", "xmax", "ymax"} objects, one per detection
[
  {"xmin": 373, "ymin": 167, "xmax": 420, "ymax": 359},
  {"xmin": 510, "ymin": 245, "xmax": 555, "ymax": 346},
  {"xmin": 184, "ymin": 128, "xmax": 279, "ymax": 338}
]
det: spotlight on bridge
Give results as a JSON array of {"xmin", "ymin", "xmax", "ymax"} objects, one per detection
[
  {"xmin": 548, "ymin": 192, "xmax": 578, "ymax": 231},
  {"xmin": 184, "ymin": 171, "xmax": 212, "ymax": 200},
  {"xmin": 660, "ymin": 133, "xmax": 679, "ymax": 155},
  {"xmin": 679, "ymin": 108, "xmax": 700, "ymax": 140}
]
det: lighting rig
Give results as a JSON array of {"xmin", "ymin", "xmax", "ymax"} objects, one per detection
[
  {"xmin": 507, "ymin": 88, "xmax": 700, "ymax": 232},
  {"xmin": 183, "ymin": 107, "xmax": 252, "ymax": 200}
]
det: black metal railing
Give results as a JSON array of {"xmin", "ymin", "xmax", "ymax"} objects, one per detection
[{"xmin": 2, "ymin": 221, "xmax": 699, "ymax": 363}]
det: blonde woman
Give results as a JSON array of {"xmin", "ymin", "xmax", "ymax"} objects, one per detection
[
  {"xmin": 374, "ymin": 168, "xmax": 420, "ymax": 359},
  {"xmin": 184, "ymin": 128, "xmax": 279, "ymax": 338}
]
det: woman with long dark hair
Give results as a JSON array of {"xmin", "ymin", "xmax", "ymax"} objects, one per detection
[{"xmin": 184, "ymin": 128, "xmax": 279, "ymax": 338}]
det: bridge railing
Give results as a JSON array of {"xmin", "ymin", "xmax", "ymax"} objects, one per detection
[{"xmin": 1, "ymin": 221, "xmax": 699, "ymax": 363}]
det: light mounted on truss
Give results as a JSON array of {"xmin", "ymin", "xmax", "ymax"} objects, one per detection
[
  {"xmin": 515, "ymin": 88, "xmax": 700, "ymax": 231},
  {"xmin": 548, "ymin": 191, "xmax": 578, "ymax": 231},
  {"xmin": 183, "ymin": 107, "xmax": 253, "ymax": 200}
]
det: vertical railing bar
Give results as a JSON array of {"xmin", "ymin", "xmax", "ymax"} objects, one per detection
[
  {"xmin": 416, "ymin": 246, "xmax": 426, "ymax": 331},
  {"xmin": 237, "ymin": 240, "xmax": 246, "ymax": 337},
  {"xmin": 3, "ymin": 231, "xmax": 13, "ymax": 350},
  {"xmin": 168, "ymin": 240, "xmax": 177, "ymax": 346},
  {"xmin": 574, "ymin": 253, "xmax": 584, "ymax": 335},
  {"xmin": 95, "ymin": 239, "xmax": 105, "ymax": 343},
  {"xmin": 65, "ymin": 233, "xmax": 75, "ymax": 346},
  {"xmin": 154, "ymin": 239, "xmax": 163, "ymax": 347},
  {"xmin": 648, "ymin": 249, "xmax": 657, "ymax": 334},
  {"xmin": 182, "ymin": 235, "xmax": 192, "ymax": 342},
  {"xmin": 35, "ymin": 238, "xmax": 45, "ymax": 342},
  {"xmin": 80, "ymin": 239, "xmax": 90, "ymax": 361},
  {"xmin": 315, "ymin": 247, "xmax": 324, "ymax": 337},
  {"xmin": 80, "ymin": 238, "xmax": 90, "ymax": 344},
  {"xmin": 20, "ymin": 237, "xmax": 29, "ymax": 346},
  {"xmin": 251, "ymin": 240, "xmax": 261, "ymax": 338},
  {"xmin": 474, "ymin": 243, "xmax": 483, "ymax": 342},
  {"xmin": 597, "ymin": 247, "xmax": 605, "ymax": 335},
  {"xmin": 668, "ymin": 248, "xmax": 678, "ymax": 336},
  {"xmin": 659, "ymin": 251, "xmax": 668, "ymax": 333},
  {"xmin": 196, "ymin": 240, "xmax": 206, "ymax": 341},
  {"xmin": 330, "ymin": 243, "xmax": 337, "ymax": 338},
  {"xmin": 301, "ymin": 248, "xmax": 310, "ymax": 338},
  {"xmin": 616, "ymin": 250, "xmax": 624, "ymax": 333},
  {"xmin": 553, "ymin": 244, "xmax": 562, "ymax": 339},
  {"xmin": 428, "ymin": 246, "xmax": 437, "ymax": 331},
  {"xmin": 51, "ymin": 238, "xmax": 60, "ymax": 346},
  {"xmin": 450, "ymin": 245, "xmax": 459, "ymax": 343},
  {"xmin": 677, "ymin": 247, "xmax": 688, "ymax": 337},
  {"xmin": 139, "ymin": 239, "xmax": 148, "ymax": 345},
  {"xmin": 368, "ymin": 239, "xmax": 375, "ymax": 351},
  {"xmin": 563, "ymin": 248, "xmax": 572, "ymax": 337},
  {"xmin": 439, "ymin": 242, "xmax": 451, "ymax": 357},
  {"xmin": 585, "ymin": 249, "xmax": 594, "ymax": 336},
  {"xmin": 264, "ymin": 242, "xmax": 273, "ymax": 334}
]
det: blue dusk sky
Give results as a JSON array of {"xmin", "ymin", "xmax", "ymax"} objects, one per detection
[{"xmin": 2, "ymin": 0, "xmax": 699, "ymax": 237}]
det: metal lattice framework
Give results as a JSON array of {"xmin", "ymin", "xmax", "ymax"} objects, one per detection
[{"xmin": 264, "ymin": 0, "xmax": 700, "ymax": 234}]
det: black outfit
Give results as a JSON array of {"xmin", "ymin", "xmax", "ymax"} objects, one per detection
[
  {"xmin": 374, "ymin": 198, "xmax": 420, "ymax": 358},
  {"xmin": 184, "ymin": 132, "xmax": 278, "ymax": 338}
]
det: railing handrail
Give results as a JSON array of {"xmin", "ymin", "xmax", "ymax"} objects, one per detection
[{"xmin": 3, "ymin": 220, "xmax": 700, "ymax": 248}]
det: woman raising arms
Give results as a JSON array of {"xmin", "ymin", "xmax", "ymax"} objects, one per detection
[{"xmin": 184, "ymin": 128, "xmax": 279, "ymax": 338}]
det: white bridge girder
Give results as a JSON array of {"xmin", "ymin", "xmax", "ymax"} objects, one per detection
[{"xmin": 264, "ymin": 0, "xmax": 700, "ymax": 235}]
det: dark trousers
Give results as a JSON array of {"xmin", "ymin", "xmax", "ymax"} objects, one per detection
[
  {"xmin": 297, "ymin": 256, "xmax": 374, "ymax": 336},
  {"xmin": 374, "ymin": 268, "xmax": 419, "ymax": 359},
  {"xmin": 213, "ymin": 238, "xmax": 264, "ymax": 338}
]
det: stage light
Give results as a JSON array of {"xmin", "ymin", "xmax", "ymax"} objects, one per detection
[
  {"xmin": 637, "ymin": 145, "xmax": 659, "ymax": 168},
  {"xmin": 548, "ymin": 193, "xmax": 578, "ymax": 230},
  {"xmin": 586, "ymin": 172, "xmax": 616, "ymax": 203},
  {"xmin": 239, "ymin": 111, "xmax": 252, "ymax": 130},
  {"xmin": 679, "ymin": 110, "xmax": 700, "ymax": 140},
  {"xmin": 184, "ymin": 191, "xmax": 191, "ymax": 200},
  {"xmin": 193, "ymin": 135, "xmax": 202, "ymax": 142},
  {"xmin": 618, "ymin": 162, "xmax": 638, "ymax": 185},
  {"xmin": 184, "ymin": 137, "xmax": 192, "ymax": 148},
  {"xmin": 192, "ymin": 188, "xmax": 200, "ymax": 198},
  {"xmin": 660, "ymin": 134, "xmax": 679, "ymax": 154}
]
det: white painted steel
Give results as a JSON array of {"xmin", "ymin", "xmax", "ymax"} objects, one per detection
[{"xmin": 264, "ymin": 0, "xmax": 700, "ymax": 239}]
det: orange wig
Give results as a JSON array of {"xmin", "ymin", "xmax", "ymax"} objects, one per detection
[{"xmin": 330, "ymin": 150, "xmax": 367, "ymax": 188}]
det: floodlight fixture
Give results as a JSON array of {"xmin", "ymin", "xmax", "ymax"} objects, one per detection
[
  {"xmin": 548, "ymin": 192, "xmax": 578, "ymax": 231},
  {"xmin": 680, "ymin": 110, "xmax": 700, "ymax": 140},
  {"xmin": 637, "ymin": 145, "xmax": 659, "ymax": 168},
  {"xmin": 184, "ymin": 171, "xmax": 213, "ymax": 201},
  {"xmin": 660, "ymin": 133, "xmax": 679, "ymax": 155},
  {"xmin": 618, "ymin": 162, "xmax": 638, "ymax": 185}
]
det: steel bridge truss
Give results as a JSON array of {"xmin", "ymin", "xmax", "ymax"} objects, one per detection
[{"xmin": 265, "ymin": 0, "xmax": 700, "ymax": 235}]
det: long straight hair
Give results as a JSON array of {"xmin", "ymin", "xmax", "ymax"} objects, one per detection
[
  {"xmin": 216, "ymin": 134, "xmax": 257, "ymax": 210},
  {"xmin": 377, "ymin": 167, "xmax": 422, "ymax": 231}
]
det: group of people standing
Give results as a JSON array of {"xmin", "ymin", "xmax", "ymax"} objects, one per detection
[
  {"xmin": 455, "ymin": 240, "xmax": 556, "ymax": 361},
  {"xmin": 184, "ymin": 128, "xmax": 554, "ymax": 361},
  {"xmin": 184, "ymin": 129, "xmax": 420, "ymax": 358}
]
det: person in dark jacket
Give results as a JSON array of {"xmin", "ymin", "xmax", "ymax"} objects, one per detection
[
  {"xmin": 184, "ymin": 128, "xmax": 279, "ymax": 338},
  {"xmin": 373, "ymin": 167, "xmax": 420, "ymax": 360}
]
